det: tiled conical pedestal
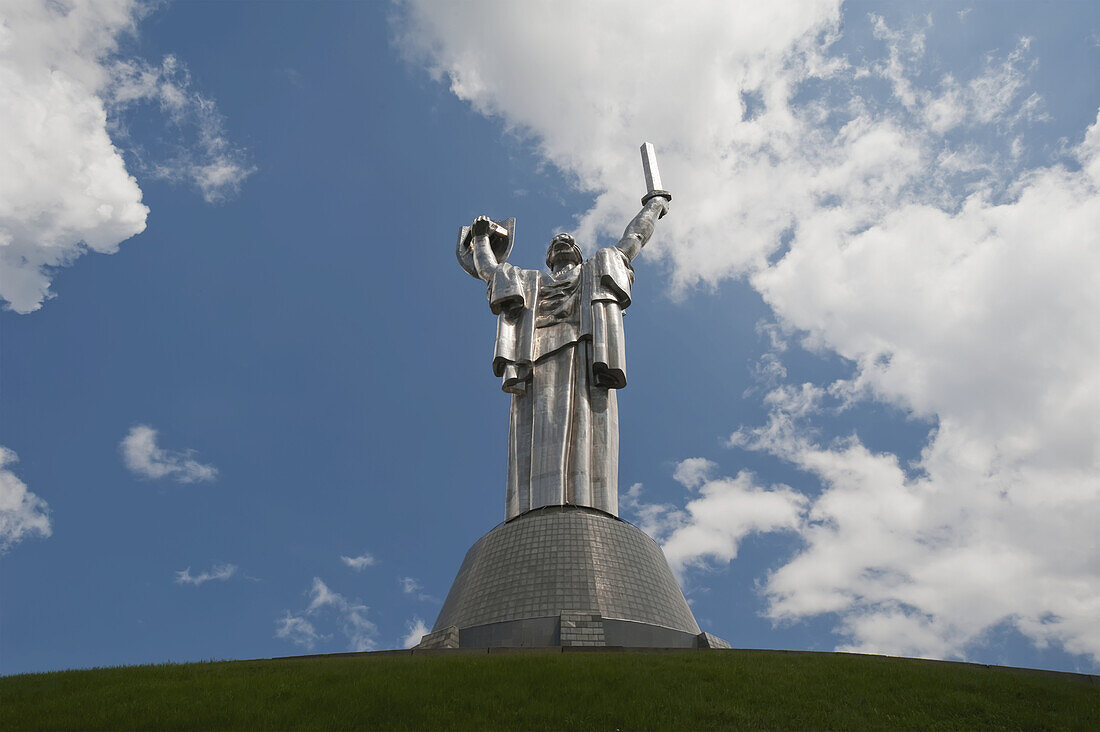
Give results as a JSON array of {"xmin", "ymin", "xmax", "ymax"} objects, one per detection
[{"xmin": 418, "ymin": 505, "xmax": 728, "ymax": 649}]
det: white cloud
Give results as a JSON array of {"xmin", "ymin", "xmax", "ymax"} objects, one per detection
[
  {"xmin": 402, "ymin": 617, "xmax": 430, "ymax": 649},
  {"xmin": 0, "ymin": 0, "xmax": 250, "ymax": 313},
  {"xmin": 276, "ymin": 578, "xmax": 378, "ymax": 652},
  {"xmin": 0, "ymin": 0, "xmax": 147, "ymax": 313},
  {"xmin": 107, "ymin": 54, "xmax": 254, "ymax": 202},
  {"xmin": 732, "ymin": 121, "xmax": 1100, "ymax": 662},
  {"xmin": 340, "ymin": 553, "xmax": 376, "ymax": 571},
  {"xmin": 732, "ymin": 116, "xmax": 1100, "ymax": 659},
  {"xmin": 275, "ymin": 612, "xmax": 323, "ymax": 650},
  {"xmin": 671, "ymin": 458, "xmax": 718, "ymax": 491},
  {"xmin": 401, "ymin": 1, "xmax": 1100, "ymax": 664},
  {"xmin": 399, "ymin": 576, "xmax": 439, "ymax": 603},
  {"xmin": 869, "ymin": 18, "xmax": 1042, "ymax": 135},
  {"xmin": 0, "ymin": 446, "xmax": 52, "ymax": 552},
  {"xmin": 120, "ymin": 424, "xmax": 217, "ymax": 483},
  {"xmin": 398, "ymin": 0, "xmax": 1048, "ymax": 292},
  {"xmin": 730, "ymin": 386, "xmax": 1100, "ymax": 661},
  {"xmin": 175, "ymin": 563, "xmax": 238, "ymax": 586},
  {"xmin": 620, "ymin": 482, "xmax": 678, "ymax": 540},
  {"xmin": 399, "ymin": 0, "xmax": 847, "ymax": 292},
  {"xmin": 735, "ymin": 112, "xmax": 1100, "ymax": 665},
  {"xmin": 624, "ymin": 462, "xmax": 806, "ymax": 578}
]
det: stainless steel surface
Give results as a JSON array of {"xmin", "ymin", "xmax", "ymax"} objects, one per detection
[
  {"xmin": 639, "ymin": 142, "xmax": 671, "ymax": 209},
  {"xmin": 456, "ymin": 216, "xmax": 515, "ymax": 279},
  {"xmin": 460, "ymin": 155, "xmax": 670, "ymax": 519},
  {"xmin": 640, "ymin": 141, "xmax": 663, "ymax": 193},
  {"xmin": 431, "ymin": 150, "xmax": 718, "ymax": 650}
]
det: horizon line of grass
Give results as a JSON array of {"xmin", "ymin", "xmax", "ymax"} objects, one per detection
[
  {"xmin": 7, "ymin": 645, "xmax": 1095, "ymax": 683},
  {"xmin": 3, "ymin": 649, "xmax": 1097, "ymax": 730}
]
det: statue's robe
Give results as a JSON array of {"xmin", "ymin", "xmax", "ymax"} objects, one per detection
[{"xmin": 487, "ymin": 248, "xmax": 634, "ymax": 520}]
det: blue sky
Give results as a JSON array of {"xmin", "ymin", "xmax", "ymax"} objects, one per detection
[{"xmin": 1, "ymin": 1, "xmax": 1098, "ymax": 675}]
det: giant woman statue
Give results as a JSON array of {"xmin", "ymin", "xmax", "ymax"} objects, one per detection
[{"xmin": 457, "ymin": 147, "xmax": 671, "ymax": 520}]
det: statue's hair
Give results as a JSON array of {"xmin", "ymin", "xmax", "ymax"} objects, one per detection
[{"xmin": 546, "ymin": 233, "xmax": 581, "ymax": 268}]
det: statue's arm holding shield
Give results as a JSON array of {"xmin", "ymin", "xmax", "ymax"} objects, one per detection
[
  {"xmin": 470, "ymin": 215, "xmax": 502, "ymax": 282},
  {"xmin": 456, "ymin": 215, "xmax": 526, "ymax": 318},
  {"xmin": 456, "ymin": 216, "xmax": 516, "ymax": 282}
]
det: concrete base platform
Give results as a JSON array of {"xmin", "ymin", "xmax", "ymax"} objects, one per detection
[{"xmin": 418, "ymin": 615, "xmax": 730, "ymax": 650}]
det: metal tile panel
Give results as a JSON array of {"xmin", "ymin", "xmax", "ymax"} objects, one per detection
[{"xmin": 432, "ymin": 506, "xmax": 700, "ymax": 635}]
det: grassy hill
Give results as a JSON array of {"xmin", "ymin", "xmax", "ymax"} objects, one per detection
[{"xmin": 2, "ymin": 648, "xmax": 1096, "ymax": 730}]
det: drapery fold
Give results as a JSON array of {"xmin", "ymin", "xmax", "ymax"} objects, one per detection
[
  {"xmin": 489, "ymin": 248, "xmax": 633, "ymax": 393},
  {"xmin": 488, "ymin": 248, "xmax": 634, "ymax": 520}
]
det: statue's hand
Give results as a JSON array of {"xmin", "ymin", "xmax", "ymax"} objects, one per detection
[
  {"xmin": 641, "ymin": 191, "xmax": 671, "ymax": 219},
  {"xmin": 651, "ymin": 195, "xmax": 670, "ymax": 218},
  {"xmin": 471, "ymin": 215, "xmax": 493, "ymax": 238}
]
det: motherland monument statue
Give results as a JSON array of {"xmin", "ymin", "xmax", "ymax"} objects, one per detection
[
  {"xmin": 419, "ymin": 145, "xmax": 728, "ymax": 650},
  {"xmin": 456, "ymin": 143, "xmax": 670, "ymax": 520}
]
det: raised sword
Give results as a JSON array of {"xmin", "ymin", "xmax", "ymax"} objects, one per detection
[{"xmin": 640, "ymin": 142, "xmax": 671, "ymax": 214}]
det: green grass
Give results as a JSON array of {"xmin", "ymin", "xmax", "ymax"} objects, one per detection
[{"xmin": 2, "ymin": 650, "xmax": 1096, "ymax": 730}]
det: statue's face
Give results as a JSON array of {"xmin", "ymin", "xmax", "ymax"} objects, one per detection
[{"xmin": 547, "ymin": 235, "xmax": 582, "ymax": 268}]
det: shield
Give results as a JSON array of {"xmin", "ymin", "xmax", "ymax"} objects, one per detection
[{"xmin": 456, "ymin": 217, "xmax": 515, "ymax": 279}]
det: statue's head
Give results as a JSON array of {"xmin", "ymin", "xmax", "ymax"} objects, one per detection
[{"xmin": 546, "ymin": 233, "xmax": 582, "ymax": 269}]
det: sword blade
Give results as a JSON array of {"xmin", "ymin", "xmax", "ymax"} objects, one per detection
[{"xmin": 640, "ymin": 142, "xmax": 663, "ymax": 193}]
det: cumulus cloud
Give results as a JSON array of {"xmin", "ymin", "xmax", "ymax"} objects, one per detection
[
  {"xmin": 402, "ymin": 617, "xmax": 430, "ymax": 649},
  {"xmin": 398, "ymin": 0, "xmax": 1050, "ymax": 290},
  {"xmin": 729, "ymin": 377, "xmax": 1100, "ymax": 661},
  {"xmin": 400, "ymin": 1, "xmax": 1100, "ymax": 664},
  {"xmin": 672, "ymin": 458, "xmax": 718, "ymax": 491},
  {"xmin": 340, "ymin": 553, "xmax": 376, "ymax": 571},
  {"xmin": 398, "ymin": 0, "xmax": 853, "ymax": 292},
  {"xmin": 0, "ymin": 0, "xmax": 250, "ymax": 313},
  {"xmin": 623, "ymin": 463, "xmax": 806, "ymax": 577},
  {"xmin": 0, "ymin": 0, "xmax": 147, "ymax": 313},
  {"xmin": 175, "ymin": 563, "xmax": 238, "ymax": 586},
  {"xmin": 737, "ymin": 107, "xmax": 1100, "ymax": 665},
  {"xmin": 0, "ymin": 446, "xmax": 52, "ymax": 552},
  {"xmin": 276, "ymin": 578, "xmax": 378, "ymax": 652}
]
